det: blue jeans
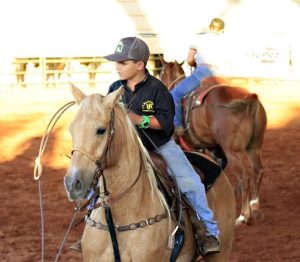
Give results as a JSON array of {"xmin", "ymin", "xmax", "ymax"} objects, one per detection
[
  {"xmin": 171, "ymin": 66, "xmax": 213, "ymax": 127},
  {"xmin": 157, "ymin": 138, "xmax": 219, "ymax": 237}
]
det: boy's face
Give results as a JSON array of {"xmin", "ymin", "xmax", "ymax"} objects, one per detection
[{"xmin": 115, "ymin": 60, "xmax": 144, "ymax": 80}]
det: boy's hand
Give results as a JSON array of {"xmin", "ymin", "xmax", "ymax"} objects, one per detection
[{"xmin": 127, "ymin": 111, "xmax": 143, "ymax": 125}]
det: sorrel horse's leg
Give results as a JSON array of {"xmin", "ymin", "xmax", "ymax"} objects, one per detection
[
  {"xmin": 226, "ymin": 151, "xmax": 251, "ymax": 225},
  {"xmin": 239, "ymin": 153, "xmax": 253, "ymax": 223},
  {"xmin": 248, "ymin": 101, "xmax": 267, "ymax": 213},
  {"xmin": 248, "ymin": 148, "xmax": 264, "ymax": 212}
]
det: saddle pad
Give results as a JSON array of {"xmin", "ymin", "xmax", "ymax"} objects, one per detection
[{"xmin": 184, "ymin": 151, "xmax": 222, "ymax": 191}]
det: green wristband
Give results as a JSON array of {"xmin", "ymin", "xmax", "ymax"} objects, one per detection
[{"xmin": 139, "ymin": 115, "xmax": 150, "ymax": 129}]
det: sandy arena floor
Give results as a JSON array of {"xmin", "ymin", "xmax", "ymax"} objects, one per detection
[{"xmin": 0, "ymin": 80, "xmax": 299, "ymax": 261}]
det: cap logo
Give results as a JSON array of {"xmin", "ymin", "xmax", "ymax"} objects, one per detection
[{"xmin": 115, "ymin": 41, "xmax": 124, "ymax": 53}]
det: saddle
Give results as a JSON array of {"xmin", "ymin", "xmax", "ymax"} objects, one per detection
[
  {"xmin": 183, "ymin": 76, "xmax": 229, "ymax": 123},
  {"xmin": 149, "ymin": 150, "xmax": 222, "ymax": 260},
  {"xmin": 177, "ymin": 77, "xmax": 229, "ymax": 169}
]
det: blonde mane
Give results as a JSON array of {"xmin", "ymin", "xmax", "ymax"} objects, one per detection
[{"xmin": 114, "ymin": 105, "xmax": 170, "ymax": 217}]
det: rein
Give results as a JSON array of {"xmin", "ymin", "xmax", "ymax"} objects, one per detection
[
  {"xmin": 71, "ymin": 108, "xmax": 124, "ymax": 260},
  {"xmin": 167, "ymin": 74, "xmax": 185, "ymax": 90},
  {"xmin": 92, "ymin": 157, "xmax": 143, "ymax": 209}
]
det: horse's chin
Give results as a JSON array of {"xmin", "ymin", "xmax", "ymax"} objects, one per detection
[{"xmin": 66, "ymin": 189, "xmax": 89, "ymax": 202}]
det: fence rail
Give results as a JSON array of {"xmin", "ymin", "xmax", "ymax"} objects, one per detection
[{"xmin": 1, "ymin": 55, "xmax": 163, "ymax": 88}]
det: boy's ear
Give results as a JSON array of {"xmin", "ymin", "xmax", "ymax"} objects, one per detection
[{"xmin": 137, "ymin": 61, "xmax": 145, "ymax": 70}]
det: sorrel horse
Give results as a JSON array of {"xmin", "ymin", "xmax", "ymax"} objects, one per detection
[
  {"xmin": 64, "ymin": 85, "xmax": 236, "ymax": 261},
  {"xmin": 160, "ymin": 58, "xmax": 267, "ymax": 225}
]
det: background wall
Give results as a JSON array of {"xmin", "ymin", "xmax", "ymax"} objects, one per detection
[{"xmin": 0, "ymin": 0, "xmax": 299, "ymax": 79}]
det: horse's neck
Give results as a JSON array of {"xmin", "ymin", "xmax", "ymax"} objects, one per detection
[{"xmin": 95, "ymin": 121, "xmax": 165, "ymax": 221}]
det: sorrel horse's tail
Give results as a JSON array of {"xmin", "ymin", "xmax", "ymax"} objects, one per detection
[
  {"xmin": 218, "ymin": 93, "xmax": 258, "ymax": 113},
  {"xmin": 217, "ymin": 92, "xmax": 267, "ymax": 151},
  {"xmin": 248, "ymin": 96, "xmax": 267, "ymax": 150}
]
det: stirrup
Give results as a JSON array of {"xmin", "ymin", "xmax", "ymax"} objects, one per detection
[
  {"xmin": 199, "ymin": 235, "xmax": 220, "ymax": 256},
  {"xmin": 70, "ymin": 240, "xmax": 82, "ymax": 253}
]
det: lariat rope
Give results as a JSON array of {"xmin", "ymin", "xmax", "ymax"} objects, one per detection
[
  {"xmin": 34, "ymin": 101, "xmax": 75, "ymax": 180},
  {"xmin": 54, "ymin": 201, "xmax": 81, "ymax": 262},
  {"xmin": 33, "ymin": 101, "xmax": 75, "ymax": 262}
]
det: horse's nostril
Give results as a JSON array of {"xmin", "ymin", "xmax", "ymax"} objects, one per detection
[{"xmin": 75, "ymin": 180, "xmax": 82, "ymax": 190}]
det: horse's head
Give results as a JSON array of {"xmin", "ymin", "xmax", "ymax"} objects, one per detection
[
  {"xmin": 64, "ymin": 85, "xmax": 124, "ymax": 201},
  {"xmin": 160, "ymin": 57, "xmax": 185, "ymax": 91}
]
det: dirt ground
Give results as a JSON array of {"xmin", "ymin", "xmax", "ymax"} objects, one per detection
[{"xmin": 0, "ymin": 80, "xmax": 300, "ymax": 262}]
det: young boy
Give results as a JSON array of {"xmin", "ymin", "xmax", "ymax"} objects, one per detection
[{"xmin": 71, "ymin": 37, "xmax": 220, "ymax": 256}]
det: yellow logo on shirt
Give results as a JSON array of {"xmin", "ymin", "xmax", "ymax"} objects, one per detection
[{"xmin": 142, "ymin": 100, "xmax": 155, "ymax": 113}]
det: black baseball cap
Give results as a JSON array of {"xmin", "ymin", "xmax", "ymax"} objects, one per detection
[{"xmin": 104, "ymin": 37, "xmax": 150, "ymax": 63}]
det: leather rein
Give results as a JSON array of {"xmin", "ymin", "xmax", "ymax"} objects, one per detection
[{"xmin": 167, "ymin": 74, "xmax": 185, "ymax": 90}]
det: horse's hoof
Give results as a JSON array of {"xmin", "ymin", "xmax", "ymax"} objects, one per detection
[
  {"xmin": 251, "ymin": 210, "xmax": 264, "ymax": 222},
  {"xmin": 235, "ymin": 215, "xmax": 247, "ymax": 226}
]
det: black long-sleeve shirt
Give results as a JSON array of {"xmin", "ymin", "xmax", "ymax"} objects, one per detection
[{"xmin": 107, "ymin": 70, "xmax": 175, "ymax": 150}]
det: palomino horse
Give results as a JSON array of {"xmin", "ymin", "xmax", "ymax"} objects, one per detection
[
  {"xmin": 160, "ymin": 59, "xmax": 267, "ymax": 225},
  {"xmin": 64, "ymin": 85, "xmax": 236, "ymax": 261}
]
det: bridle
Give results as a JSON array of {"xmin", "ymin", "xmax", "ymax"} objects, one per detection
[
  {"xmin": 71, "ymin": 108, "xmax": 144, "ymax": 202},
  {"xmin": 71, "ymin": 108, "xmax": 143, "ymax": 262},
  {"xmin": 160, "ymin": 64, "xmax": 185, "ymax": 90},
  {"xmin": 167, "ymin": 74, "xmax": 185, "ymax": 90}
]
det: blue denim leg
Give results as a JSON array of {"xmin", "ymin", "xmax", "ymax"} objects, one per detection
[
  {"xmin": 171, "ymin": 66, "xmax": 213, "ymax": 127},
  {"xmin": 156, "ymin": 138, "xmax": 219, "ymax": 237}
]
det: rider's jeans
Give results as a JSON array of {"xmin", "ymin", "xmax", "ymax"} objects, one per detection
[
  {"xmin": 171, "ymin": 66, "xmax": 213, "ymax": 128},
  {"xmin": 156, "ymin": 138, "xmax": 219, "ymax": 237}
]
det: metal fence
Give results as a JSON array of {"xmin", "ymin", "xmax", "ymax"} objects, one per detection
[{"xmin": 0, "ymin": 55, "xmax": 163, "ymax": 89}]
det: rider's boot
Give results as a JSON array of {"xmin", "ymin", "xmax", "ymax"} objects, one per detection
[
  {"xmin": 189, "ymin": 213, "xmax": 220, "ymax": 256},
  {"xmin": 70, "ymin": 240, "xmax": 82, "ymax": 253}
]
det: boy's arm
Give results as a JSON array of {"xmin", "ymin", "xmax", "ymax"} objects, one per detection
[{"xmin": 127, "ymin": 111, "xmax": 162, "ymax": 130}]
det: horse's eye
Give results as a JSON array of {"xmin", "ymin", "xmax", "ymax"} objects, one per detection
[{"xmin": 96, "ymin": 128, "xmax": 106, "ymax": 136}]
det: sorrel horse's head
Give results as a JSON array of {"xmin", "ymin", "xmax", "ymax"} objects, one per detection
[
  {"xmin": 63, "ymin": 85, "xmax": 236, "ymax": 261},
  {"xmin": 160, "ymin": 56, "xmax": 185, "ymax": 90},
  {"xmin": 160, "ymin": 59, "xmax": 267, "ymax": 225}
]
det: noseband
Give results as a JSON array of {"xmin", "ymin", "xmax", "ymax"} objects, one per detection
[{"xmin": 72, "ymin": 109, "xmax": 116, "ymax": 195}]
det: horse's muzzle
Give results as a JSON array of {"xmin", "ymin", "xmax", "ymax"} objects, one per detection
[{"xmin": 64, "ymin": 172, "xmax": 85, "ymax": 201}]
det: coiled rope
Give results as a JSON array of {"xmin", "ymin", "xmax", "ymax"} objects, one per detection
[{"xmin": 33, "ymin": 101, "xmax": 75, "ymax": 262}]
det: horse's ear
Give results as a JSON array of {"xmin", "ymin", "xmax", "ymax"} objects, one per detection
[
  {"xmin": 175, "ymin": 60, "xmax": 184, "ymax": 67},
  {"xmin": 104, "ymin": 86, "xmax": 124, "ymax": 109},
  {"xmin": 70, "ymin": 84, "xmax": 86, "ymax": 104}
]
